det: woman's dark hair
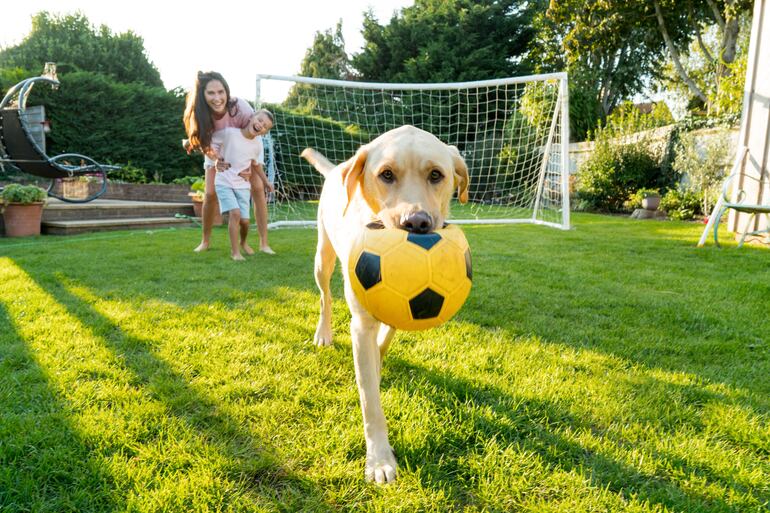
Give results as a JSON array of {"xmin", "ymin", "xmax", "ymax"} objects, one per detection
[{"xmin": 183, "ymin": 71, "xmax": 240, "ymax": 152}]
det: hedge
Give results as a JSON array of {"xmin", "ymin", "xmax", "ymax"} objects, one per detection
[{"xmin": 28, "ymin": 71, "xmax": 201, "ymax": 183}]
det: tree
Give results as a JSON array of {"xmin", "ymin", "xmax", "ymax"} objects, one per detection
[
  {"xmin": 352, "ymin": 0, "xmax": 539, "ymax": 83},
  {"xmin": 652, "ymin": 0, "xmax": 752, "ymax": 116},
  {"xmin": 300, "ymin": 21, "xmax": 351, "ymax": 80},
  {"xmin": 534, "ymin": 1, "xmax": 667, "ymax": 128},
  {"xmin": 284, "ymin": 21, "xmax": 351, "ymax": 110},
  {"xmin": 0, "ymin": 11, "xmax": 162, "ymax": 87},
  {"xmin": 534, "ymin": 0, "xmax": 752, "ymax": 135}
]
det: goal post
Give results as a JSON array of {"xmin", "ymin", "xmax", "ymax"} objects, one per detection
[{"xmin": 256, "ymin": 73, "xmax": 570, "ymax": 230}]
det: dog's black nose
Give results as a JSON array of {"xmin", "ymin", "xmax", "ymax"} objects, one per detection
[{"xmin": 401, "ymin": 211, "xmax": 433, "ymax": 234}]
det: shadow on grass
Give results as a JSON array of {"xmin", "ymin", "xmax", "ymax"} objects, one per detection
[
  {"xmin": 386, "ymin": 355, "xmax": 765, "ymax": 512},
  {"xmin": 0, "ymin": 303, "xmax": 122, "ymax": 511},
  {"xmin": 3, "ymin": 221, "xmax": 768, "ymax": 510},
  {"xmin": 11, "ymin": 265, "xmax": 333, "ymax": 511},
  {"xmin": 462, "ymin": 219, "xmax": 770, "ymax": 406}
]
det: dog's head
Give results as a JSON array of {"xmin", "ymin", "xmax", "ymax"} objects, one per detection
[{"xmin": 340, "ymin": 125, "xmax": 469, "ymax": 233}]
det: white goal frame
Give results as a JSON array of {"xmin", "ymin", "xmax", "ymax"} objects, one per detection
[{"xmin": 256, "ymin": 73, "xmax": 570, "ymax": 230}]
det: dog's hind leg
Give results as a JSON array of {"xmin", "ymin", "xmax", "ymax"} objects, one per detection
[
  {"xmin": 377, "ymin": 324, "xmax": 396, "ymax": 361},
  {"xmin": 314, "ymin": 223, "xmax": 336, "ymax": 347}
]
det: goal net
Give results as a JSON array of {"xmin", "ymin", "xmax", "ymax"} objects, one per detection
[{"xmin": 257, "ymin": 73, "xmax": 570, "ymax": 229}]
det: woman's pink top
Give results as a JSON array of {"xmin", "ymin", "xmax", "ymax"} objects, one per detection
[{"xmin": 212, "ymin": 97, "xmax": 254, "ymax": 131}]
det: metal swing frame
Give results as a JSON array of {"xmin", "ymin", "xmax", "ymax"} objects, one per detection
[{"xmin": 0, "ymin": 63, "xmax": 116, "ymax": 203}]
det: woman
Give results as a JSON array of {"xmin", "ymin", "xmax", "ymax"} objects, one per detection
[{"xmin": 183, "ymin": 71, "xmax": 274, "ymax": 253}]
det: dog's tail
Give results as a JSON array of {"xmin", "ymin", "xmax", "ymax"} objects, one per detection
[{"xmin": 300, "ymin": 148, "xmax": 335, "ymax": 177}]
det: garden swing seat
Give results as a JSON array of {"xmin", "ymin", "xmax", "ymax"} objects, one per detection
[
  {"xmin": 698, "ymin": 0, "xmax": 770, "ymax": 248},
  {"xmin": 0, "ymin": 64, "xmax": 116, "ymax": 203},
  {"xmin": 710, "ymin": 147, "xmax": 770, "ymax": 247}
]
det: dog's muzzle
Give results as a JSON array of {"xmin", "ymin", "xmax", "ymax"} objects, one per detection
[{"xmin": 400, "ymin": 211, "xmax": 434, "ymax": 234}]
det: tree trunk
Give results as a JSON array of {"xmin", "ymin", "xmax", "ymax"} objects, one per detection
[
  {"xmin": 653, "ymin": 0, "xmax": 708, "ymax": 103},
  {"xmin": 721, "ymin": 13, "xmax": 740, "ymax": 65}
]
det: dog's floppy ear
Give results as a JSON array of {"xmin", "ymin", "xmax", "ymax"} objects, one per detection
[
  {"xmin": 449, "ymin": 145, "xmax": 469, "ymax": 204},
  {"xmin": 340, "ymin": 146, "xmax": 368, "ymax": 215}
]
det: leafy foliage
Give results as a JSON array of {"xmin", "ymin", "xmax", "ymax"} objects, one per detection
[
  {"xmin": 671, "ymin": 129, "xmax": 732, "ymax": 216},
  {"xmin": 284, "ymin": 21, "xmax": 351, "ymax": 111},
  {"xmin": 0, "ymin": 12, "xmax": 162, "ymax": 87},
  {"xmin": 660, "ymin": 187, "xmax": 702, "ymax": 220},
  {"xmin": 29, "ymin": 72, "xmax": 199, "ymax": 182},
  {"xmin": 352, "ymin": 0, "xmax": 539, "ymax": 82},
  {"xmin": 265, "ymin": 103, "xmax": 369, "ymax": 199},
  {"xmin": 0, "ymin": 12, "xmax": 194, "ymax": 183},
  {"xmin": 0, "ymin": 183, "xmax": 47, "ymax": 204},
  {"xmin": 533, "ymin": 2, "xmax": 667, "ymax": 124},
  {"xmin": 575, "ymin": 104, "xmax": 679, "ymax": 212},
  {"xmin": 575, "ymin": 143, "xmax": 662, "ymax": 212},
  {"xmin": 533, "ymin": 1, "xmax": 751, "ymax": 138}
]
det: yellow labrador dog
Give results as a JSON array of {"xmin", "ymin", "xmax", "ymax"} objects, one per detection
[{"xmin": 301, "ymin": 125, "xmax": 469, "ymax": 483}]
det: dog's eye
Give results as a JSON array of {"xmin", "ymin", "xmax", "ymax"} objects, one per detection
[
  {"xmin": 429, "ymin": 169, "xmax": 444, "ymax": 183},
  {"xmin": 379, "ymin": 170, "xmax": 395, "ymax": 183}
]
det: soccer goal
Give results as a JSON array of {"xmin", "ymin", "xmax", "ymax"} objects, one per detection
[{"xmin": 257, "ymin": 73, "xmax": 570, "ymax": 230}]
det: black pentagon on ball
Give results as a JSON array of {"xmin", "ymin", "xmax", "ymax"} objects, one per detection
[
  {"xmin": 465, "ymin": 248, "xmax": 472, "ymax": 280},
  {"xmin": 409, "ymin": 288, "xmax": 444, "ymax": 319},
  {"xmin": 355, "ymin": 251, "xmax": 381, "ymax": 290},
  {"xmin": 407, "ymin": 232, "xmax": 442, "ymax": 250}
]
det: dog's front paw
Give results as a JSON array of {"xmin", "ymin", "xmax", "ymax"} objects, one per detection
[
  {"xmin": 365, "ymin": 447, "xmax": 397, "ymax": 484},
  {"xmin": 314, "ymin": 323, "xmax": 333, "ymax": 347}
]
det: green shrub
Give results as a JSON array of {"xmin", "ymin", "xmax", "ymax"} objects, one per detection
[
  {"xmin": 108, "ymin": 163, "xmax": 149, "ymax": 183},
  {"xmin": 671, "ymin": 130, "xmax": 732, "ymax": 217},
  {"xmin": 0, "ymin": 183, "xmax": 47, "ymax": 204},
  {"xmin": 575, "ymin": 142, "xmax": 661, "ymax": 212},
  {"xmin": 660, "ymin": 188, "xmax": 702, "ymax": 220},
  {"xmin": 171, "ymin": 176, "xmax": 202, "ymax": 186},
  {"xmin": 574, "ymin": 100, "xmax": 677, "ymax": 212},
  {"xmin": 31, "ymin": 72, "xmax": 198, "ymax": 183}
]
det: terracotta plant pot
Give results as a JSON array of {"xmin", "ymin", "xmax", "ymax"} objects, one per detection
[
  {"xmin": 2, "ymin": 202, "xmax": 44, "ymax": 237},
  {"xmin": 192, "ymin": 198, "xmax": 203, "ymax": 218},
  {"xmin": 191, "ymin": 197, "xmax": 223, "ymax": 225}
]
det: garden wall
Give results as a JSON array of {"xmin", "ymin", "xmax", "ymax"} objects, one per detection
[
  {"xmin": 568, "ymin": 125, "xmax": 740, "ymax": 175},
  {"xmin": 101, "ymin": 183, "xmax": 190, "ymax": 202}
]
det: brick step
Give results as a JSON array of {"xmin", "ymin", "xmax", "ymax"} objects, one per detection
[
  {"xmin": 43, "ymin": 199, "xmax": 195, "ymax": 222},
  {"xmin": 43, "ymin": 216, "xmax": 197, "ymax": 236}
]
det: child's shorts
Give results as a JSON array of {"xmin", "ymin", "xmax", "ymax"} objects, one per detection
[{"xmin": 215, "ymin": 185, "xmax": 251, "ymax": 219}]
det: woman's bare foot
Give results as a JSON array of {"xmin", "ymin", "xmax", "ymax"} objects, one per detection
[
  {"xmin": 194, "ymin": 242, "xmax": 210, "ymax": 252},
  {"xmin": 231, "ymin": 253, "xmax": 246, "ymax": 261},
  {"xmin": 260, "ymin": 246, "xmax": 276, "ymax": 255},
  {"xmin": 241, "ymin": 243, "xmax": 256, "ymax": 256}
]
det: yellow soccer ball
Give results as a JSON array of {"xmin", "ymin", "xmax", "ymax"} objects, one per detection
[{"xmin": 348, "ymin": 224, "xmax": 472, "ymax": 331}]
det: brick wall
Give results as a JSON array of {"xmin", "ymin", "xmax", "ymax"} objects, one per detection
[{"xmin": 102, "ymin": 183, "xmax": 191, "ymax": 202}]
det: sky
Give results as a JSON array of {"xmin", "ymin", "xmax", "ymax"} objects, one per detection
[{"xmin": 2, "ymin": 0, "xmax": 414, "ymax": 103}]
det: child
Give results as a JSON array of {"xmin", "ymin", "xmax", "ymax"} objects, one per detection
[
  {"xmin": 206, "ymin": 109, "xmax": 275, "ymax": 260},
  {"xmin": 246, "ymin": 110, "xmax": 276, "ymax": 254}
]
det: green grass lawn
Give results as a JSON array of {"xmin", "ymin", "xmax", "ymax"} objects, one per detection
[{"xmin": 0, "ymin": 214, "xmax": 768, "ymax": 512}]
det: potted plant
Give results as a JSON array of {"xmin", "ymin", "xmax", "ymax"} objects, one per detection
[
  {"xmin": 188, "ymin": 177, "xmax": 223, "ymax": 225},
  {"xmin": 188, "ymin": 177, "xmax": 205, "ymax": 217},
  {"xmin": 630, "ymin": 188, "xmax": 661, "ymax": 211},
  {"xmin": 62, "ymin": 176, "xmax": 94, "ymax": 200},
  {"xmin": 0, "ymin": 184, "xmax": 48, "ymax": 237}
]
